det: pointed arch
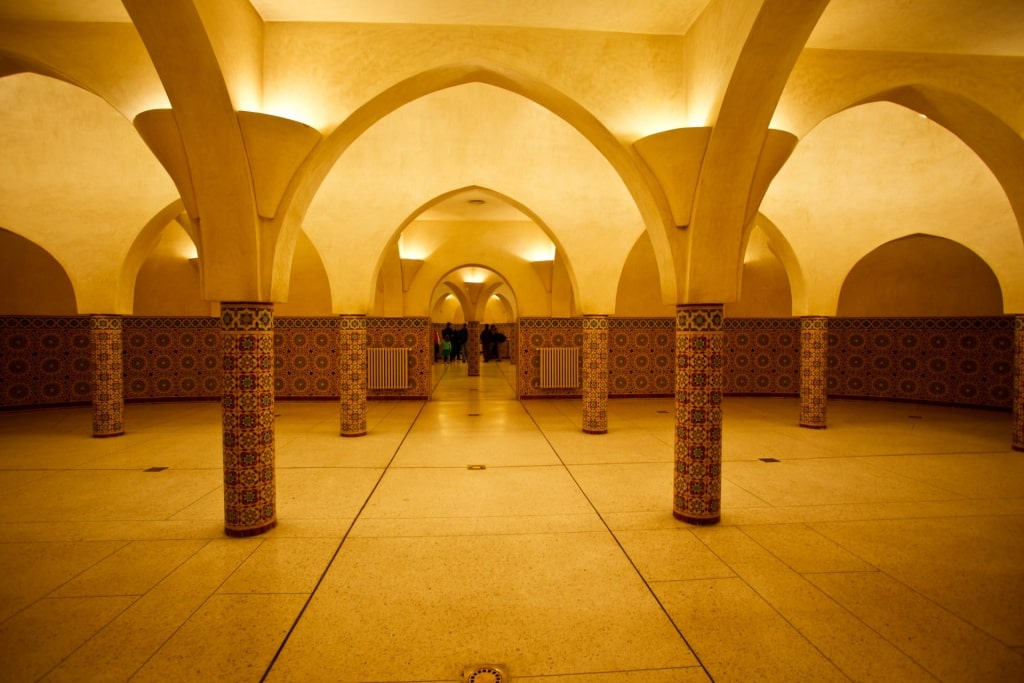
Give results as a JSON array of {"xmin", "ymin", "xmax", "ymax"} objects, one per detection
[{"xmin": 274, "ymin": 59, "xmax": 676, "ymax": 309}]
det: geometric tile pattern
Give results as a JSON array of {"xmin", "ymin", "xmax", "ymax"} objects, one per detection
[
  {"xmin": 673, "ymin": 304, "xmax": 723, "ymax": 526},
  {"xmin": 467, "ymin": 320, "xmax": 480, "ymax": 377},
  {"xmin": 123, "ymin": 317, "xmax": 221, "ymax": 401},
  {"xmin": 0, "ymin": 316, "xmax": 92, "ymax": 408},
  {"xmin": 338, "ymin": 315, "xmax": 367, "ymax": 436},
  {"xmin": 1014, "ymin": 315, "xmax": 1023, "ymax": 452},
  {"xmin": 827, "ymin": 317, "xmax": 1014, "ymax": 409},
  {"xmin": 89, "ymin": 314, "xmax": 125, "ymax": 437},
  {"xmin": 0, "ymin": 315, "xmax": 1016, "ymax": 413},
  {"xmin": 366, "ymin": 317, "xmax": 430, "ymax": 399},
  {"xmin": 608, "ymin": 318, "xmax": 675, "ymax": 396},
  {"xmin": 517, "ymin": 317, "xmax": 584, "ymax": 397},
  {"xmin": 581, "ymin": 315, "xmax": 609, "ymax": 434},
  {"xmin": 723, "ymin": 318, "xmax": 801, "ymax": 395},
  {"xmin": 274, "ymin": 317, "xmax": 339, "ymax": 399},
  {"xmin": 219, "ymin": 304, "xmax": 277, "ymax": 537},
  {"xmin": 799, "ymin": 316, "xmax": 829, "ymax": 429}
]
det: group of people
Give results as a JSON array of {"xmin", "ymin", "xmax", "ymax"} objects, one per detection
[{"xmin": 433, "ymin": 322, "xmax": 507, "ymax": 363}]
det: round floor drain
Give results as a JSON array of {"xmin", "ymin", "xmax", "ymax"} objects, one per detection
[{"xmin": 464, "ymin": 664, "xmax": 507, "ymax": 683}]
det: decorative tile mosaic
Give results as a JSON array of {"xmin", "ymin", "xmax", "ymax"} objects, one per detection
[
  {"xmin": 518, "ymin": 317, "xmax": 584, "ymax": 397},
  {"xmin": 0, "ymin": 315, "xmax": 1017, "ymax": 413},
  {"xmin": 674, "ymin": 305, "xmax": 723, "ymax": 525},
  {"xmin": 367, "ymin": 317, "xmax": 430, "ymax": 399},
  {"xmin": 274, "ymin": 317, "xmax": 339, "ymax": 399},
  {"xmin": 90, "ymin": 315, "xmax": 124, "ymax": 437},
  {"xmin": 123, "ymin": 317, "xmax": 221, "ymax": 401},
  {"xmin": 608, "ymin": 318, "xmax": 675, "ymax": 397},
  {"xmin": 220, "ymin": 304, "xmax": 277, "ymax": 537},
  {"xmin": 1014, "ymin": 315, "xmax": 1023, "ymax": 452},
  {"xmin": 723, "ymin": 318, "xmax": 801, "ymax": 396},
  {"xmin": 827, "ymin": 317, "xmax": 1014, "ymax": 408},
  {"xmin": 799, "ymin": 317, "xmax": 828, "ymax": 428},
  {"xmin": 338, "ymin": 315, "xmax": 367, "ymax": 436},
  {"xmin": 0, "ymin": 316, "xmax": 92, "ymax": 408},
  {"xmin": 582, "ymin": 315, "xmax": 609, "ymax": 433}
]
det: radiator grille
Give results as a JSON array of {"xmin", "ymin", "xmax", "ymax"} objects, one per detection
[
  {"xmin": 367, "ymin": 347, "xmax": 409, "ymax": 389},
  {"xmin": 539, "ymin": 347, "xmax": 579, "ymax": 388}
]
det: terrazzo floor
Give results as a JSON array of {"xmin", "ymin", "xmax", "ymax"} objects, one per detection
[{"xmin": 1, "ymin": 360, "xmax": 1023, "ymax": 682}]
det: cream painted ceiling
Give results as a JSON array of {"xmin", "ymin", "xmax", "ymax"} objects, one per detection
[{"xmin": 2, "ymin": 0, "xmax": 1022, "ymax": 54}]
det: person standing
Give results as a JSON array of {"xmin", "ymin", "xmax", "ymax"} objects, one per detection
[{"xmin": 480, "ymin": 324, "xmax": 493, "ymax": 362}]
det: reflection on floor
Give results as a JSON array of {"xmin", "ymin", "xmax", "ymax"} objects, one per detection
[{"xmin": 2, "ymin": 360, "xmax": 1023, "ymax": 682}]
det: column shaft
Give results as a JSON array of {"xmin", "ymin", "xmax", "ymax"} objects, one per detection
[
  {"xmin": 90, "ymin": 315, "xmax": 124, "ymax": 438},
  {"xmin": 673, "ymin": 304, "xmax": 724, "ymax": 525},
  {"xmin": 799, "ymin": 316, "xmax": 829, "ymax": 429},
  {"xmin": 582, "ymin": 315, "xmax": 609, "ymax": 434},
  {"xmin": 339, "ymin": 315, "xmax": 367, "ymax": 437},
  {"xmin": 221, "ymin": 303, "xmax": 277, "ymax": 537},
  {"xmin": 467, "ymin": 321, "xmax": 481, "ymax": 377},
  {"xmin": 1014, "ymin": 315, "xmax": 1024, "ymax": 452}
]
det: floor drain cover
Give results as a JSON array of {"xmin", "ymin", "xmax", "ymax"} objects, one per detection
[
  {"xmin": 463, "ymin": 664, "xmax": 508, "ymax": 683},
  {"xmin": 143, "ymin": 466, "xmax": 168, "ymax": 472},
  {"xmin": 759, "ymin": 457, "xmax": 780, "ymax": 463}
]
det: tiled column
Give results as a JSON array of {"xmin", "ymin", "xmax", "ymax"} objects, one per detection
[
  {"xmin": 673, "ymin": 304, "xmax": 724, "ymax": 525},
  {"xmin": 582, "ymin": 314, "xmax": 609, "ymax": 434},
  {"xmin": 467, "ymin": 321, "xmax": 481, "ymax": 377},
  {"xmin": 90, "ymin": 314, "xmax": 124, "ymax": 438},
  {"xmin": 1013, "ymin": 315, "xmax": 1024, "ymax": 452},
  {"xmin": 221, "ymin": 303, "xmax": 277, "ymax": 537},
  {"xmin": 799, "ymin": 316, "xmax": 829, "ymax": 429},
  {"xmin": 339, "ymin": 314, "xmax": 367, "ymax": 437}
]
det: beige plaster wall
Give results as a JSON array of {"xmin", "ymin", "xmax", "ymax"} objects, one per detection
[
  {"xmin": 0, "ymin": 229, "xmax": 76, "ymax": 315},
  {"xmin": 837, "ymin": 234, "xmax": 1003, "ymax": 317}
]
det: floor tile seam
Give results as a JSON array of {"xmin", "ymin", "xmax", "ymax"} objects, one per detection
[
  {"xmin": 345, "ymin": 529, "xmax": 612, "ymax": 540},
  {"xmin": 260, "ymin": 397, "xmax": 428, "ymax": 682},
  {"xmin": 42, "ymin": 538, "xmax": 262, "ymax": 683},
  {"xmin": 731, "ymin": 524, "xmax": 1024, "ymax": 653},
  {"xmin": 520, "ymin": 403, "xmax": 714, "ymax": 681}
]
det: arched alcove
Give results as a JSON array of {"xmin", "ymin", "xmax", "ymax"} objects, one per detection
[
  {"xmin": 0, "ymin": 228, "xmax": 76, "ymax": 314},
  {"xmin": 837, "ymin": 234, "xmax": 1003, "ymax": 316}
]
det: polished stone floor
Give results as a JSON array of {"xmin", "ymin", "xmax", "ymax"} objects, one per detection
[{"xmin": 1, "ymin": 361, "xmax": 1023, "ymax": 682}]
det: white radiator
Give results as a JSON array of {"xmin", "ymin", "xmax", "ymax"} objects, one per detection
[
  {"xmin": 367, "ymin": 348, "xmax": 409, "ymax": 389},
  {"xmin": 539, "ymin": 347, "xmax": 579, "ymax": 388}
]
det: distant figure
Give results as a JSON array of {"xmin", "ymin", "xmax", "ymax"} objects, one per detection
[
  {"xmin": 491, "ymin": 326, "xmax": 506, "ymax": 361},
  {"xmin": 480, "ymin": 324, "xmax": 493, "ymax": 362},
  {"xmin": 457, "ymin": 324, "xmax": 469, "ymax": 362}
]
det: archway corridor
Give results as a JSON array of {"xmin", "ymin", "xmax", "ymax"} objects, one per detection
[{"xmin": 1, "ymin": 379, "xmax": 1023, "ymax": 681}]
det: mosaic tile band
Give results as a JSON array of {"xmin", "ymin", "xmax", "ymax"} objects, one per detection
[
  {"xmin": 90, "ymin": 315, "xmax": 124, "ymax": 437},
  {"xmin": 800, "ymin": 317, "xmax": 829, "ymax": 428},
  {"xmin": 339, "ymin": 315, "xmax": 367, "ymax": 436},
  {"xmin": 582, "ymin": 315, "xmax": 609, "ymax": 434},
  {"xmin": 220, "ymin": 303, "xmax": 277, "ymax": 537},
  {"xmin": 468, "ymin": 321, "xmax": 480, "ymax": 377},
  {"xmin": 1014, "ymin": 315, "xmax": 1024, "ymax": 452},
  {"xmin": 674, "ymin": 304, "xmax": 723, "ymax": 525}
]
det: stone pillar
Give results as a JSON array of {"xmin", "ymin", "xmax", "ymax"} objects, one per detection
[
  {"xmin": 220, "ymin": 303, "xmax": 277, "ymax": 537},
  {"xmin": 799, "ymin": 316, "xmax": 829, "ymax": 429},
  {"xmin": 582, "ymin": 314, "xmax": 609, "ymax": 434},
  {"xmin": 1014, "ymin": 315, "xmax": 1024, "ymax": 452},
  {"xmin": 339, "ymin": 314, "xmax": 367, "ymax": 437},
  {"xmin": 673, "ymin": 304, "xmax": 724, "ymax": 525},
  {"xmin": 467, "ymin": 321, "xmax": 481, "ymax": 377},
  {"xmin": 90, "ymin": 314, "xmax": 124, "ymax": 438}
]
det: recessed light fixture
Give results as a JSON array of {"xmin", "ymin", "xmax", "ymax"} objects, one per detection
[{"xmin": 467, "ymin": 198, "xmax": 486, "ymax": 205}]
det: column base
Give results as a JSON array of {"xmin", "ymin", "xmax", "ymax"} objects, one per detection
[
  {"xmin": 673, "ymin": 511, "xmax": 720, "ymax": 526},
  {"xmin": 225, "ymin": 520, "xmax": 278, "ymax": 538},
  {"xmin": 1013, "ymin": 444, "xmax": 1024, "ymax": 452},
  {"xmin": 92, "ymin": 431, "xmax": 125, "ymax": 438},
  {"xmin": 582, "ymin": 428, "xmax": 607, "ymax": 435},
  {"xmin": 799, "ymin": 423, "xmax": 827, "ymax": 430},
  {"xmin": 340, "ymin": 431, "xmax": 367, "ymax": 437}
]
